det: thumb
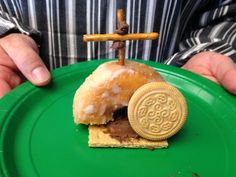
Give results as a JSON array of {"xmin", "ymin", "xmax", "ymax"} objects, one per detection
[
  {"xmin": 212, "ymin": 54, "xmax": 236, "ymax": 94},
  {"xmin": 1, "ymin": 36, "xmax": 51, "ymax": 86},
  {"xmin": 184, "ymin": 52, "xmax": 236, "ymax": 94},
  {"xmin": 13, "ymin": 49, "xmax": 50, "ymax": 86}
]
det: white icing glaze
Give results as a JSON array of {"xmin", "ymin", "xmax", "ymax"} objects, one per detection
[
  {"xmin": 99, "ymin": 104, "xmax": 107, "ymax": 116},
  {"xmin": 84, "ymin": 105, "xmax": 94, "ymax": 114},
  {"xmin": 110, "ymin": 68, "xmax": 135, "ymax": 81},
  {"xmin": 101, "ymin": 91, "xmax": 109, "ymax": 98},
  {"xmin": 112, "ymin": 85, "xmax": 121, "ymax": 94},
  {"xmin": 86, "ymin": 62, "xmax": 135, "ymax": 88}
]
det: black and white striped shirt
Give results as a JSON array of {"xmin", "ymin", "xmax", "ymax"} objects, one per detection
[{"xmin": 0, "ymin": 0, "xmax": 236, "ymax": 70}]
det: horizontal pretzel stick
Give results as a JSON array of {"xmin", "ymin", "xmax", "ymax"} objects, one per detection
[{"xmin": 83, "ymin": 32, "xmax": 158, "ymax": 42}]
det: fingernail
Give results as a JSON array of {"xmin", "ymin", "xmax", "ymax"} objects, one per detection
[{"xmin": 31, "ymin": 66, "xmax": 50, "ymax": 84}]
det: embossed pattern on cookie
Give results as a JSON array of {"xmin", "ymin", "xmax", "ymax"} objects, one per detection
[{"xmin": 128, "ymin": 82, "xmax": 187, "ymax": 141}]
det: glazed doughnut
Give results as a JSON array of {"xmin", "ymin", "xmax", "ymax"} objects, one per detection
[{"xmin": 73, "ymin": 60, "xmax": 164, "ymax": 125}]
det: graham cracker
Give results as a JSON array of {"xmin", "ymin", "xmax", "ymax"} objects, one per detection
[{"xmin": 88, "ymin": 125, "xmax": 168, "ymax": 149}]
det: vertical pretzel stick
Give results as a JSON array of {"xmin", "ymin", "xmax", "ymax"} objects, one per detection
[
  {"xmin": 117, "ymin": 9, "xmax": 125, "ymax": 65},
  {"xmin": 118, "ymin": 48, "xmax": 125, "ymax": 65},
  {"xmin": 117, "ymin": 9, "xmax": 125, "ymax": 24}
]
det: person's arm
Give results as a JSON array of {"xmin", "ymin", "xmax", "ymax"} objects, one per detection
[
  {"xmin": 165, "ymin": 3, "xmax": 236, "ymax": 94},
  {"xmin": 0, "ymin": 10, "xmax": 51, "ymax": 98}
]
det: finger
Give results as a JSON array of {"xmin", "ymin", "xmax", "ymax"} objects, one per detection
[
  {"xmin": 0, "ymin": 45, "xmax": 17, "ymax": 70},
  {"xmin": 8, "ymin": 72, "xmax": 22, "ymax": 88},
  {"xmin": 0, "ymin": 46, "xmax": 23, "ymax": 98},
  {"xmin": 182, "ymin": 62, "xmax": 220, "ymax": 84},
  {"xmin": 182, "ymin": 52, "xmax": 236, "ymax": 94},
  {"xmin": 0, "ymin": 71, "xmax": 21, "ymax": 98},
  {"xmin": 0, "ymin": 66, "xmax": 22, "ymax": 88},
  {"xmin": 182, "ymin": 62, "xmax": 218, "ymax": 82},
  {"xmin": 198, "ymin": 52, "xmax": 236, "ymax": 94},
  {"xmin": 1, "ymin": 38, "xmax": 51, "ymax": 86},
  {"xmin": 0, "ymin": 79, "xmax": 12, "ymax": 98},
  {"xmin": 212, "ymin": 54, "xmax": 236, "ymax": 94}
]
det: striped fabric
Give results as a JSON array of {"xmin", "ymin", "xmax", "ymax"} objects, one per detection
[{"xmin": 0, "ymin": 0, "xmax": 236, "ymax": 70}]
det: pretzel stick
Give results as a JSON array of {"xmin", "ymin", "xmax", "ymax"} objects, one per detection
[
  {"xmin": 117, "ymin": 9, "xmax": 125, "ymax": 65},
  {"xmin": 83, "ymin": 32, "xmax": 158, "ymax": 42},
  {"xmin": 83, "ymin": 8, "xmax": 159, "ymax": 66},
  {"xmin": 117, "ymin": 9, "xmax": 124, "ymax": 23},
  {"xmin": 117, "ymin": 47, "xmax": 125, "ymax": 65}
]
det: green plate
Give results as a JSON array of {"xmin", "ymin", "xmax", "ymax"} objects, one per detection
[{"xmin": 0, "ymin": 59, "xmax": 236, "ymax": 177}]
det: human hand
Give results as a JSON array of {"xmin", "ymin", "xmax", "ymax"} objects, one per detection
[
  {"xmin": 182, "ymin": 51, "xmax": 236, "ymax": 94},
  {"xmin": 0, "ymin": 33, "xmax": 51, "ymax": 98}
]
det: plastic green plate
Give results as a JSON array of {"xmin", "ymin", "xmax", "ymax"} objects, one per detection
[{"xmin": 0, "ymin": 59, "xmax": 236, "ymax": 177}]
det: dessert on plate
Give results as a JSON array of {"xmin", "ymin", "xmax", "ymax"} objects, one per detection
[
  {"xmin": 73, "ymin": 9, "xmax": 187, "ymax": 149},
  {"xmin": 73, "ymin": 60, "xmax": 169, "ymax": 149}
]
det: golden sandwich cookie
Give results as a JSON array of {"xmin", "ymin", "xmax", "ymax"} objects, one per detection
[{"xmin": 128, "ymin": 82, "xmax": 187, "ymax": 141}]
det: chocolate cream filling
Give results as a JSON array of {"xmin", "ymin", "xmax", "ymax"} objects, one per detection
[{"xmin": 102, "ymin": 107, "xmax": 140, "ymax": 142}]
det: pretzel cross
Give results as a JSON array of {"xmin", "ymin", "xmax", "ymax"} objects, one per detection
[{"xmin": 83, "ymin": 9, "xmax": 158, "ymax": 65}]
